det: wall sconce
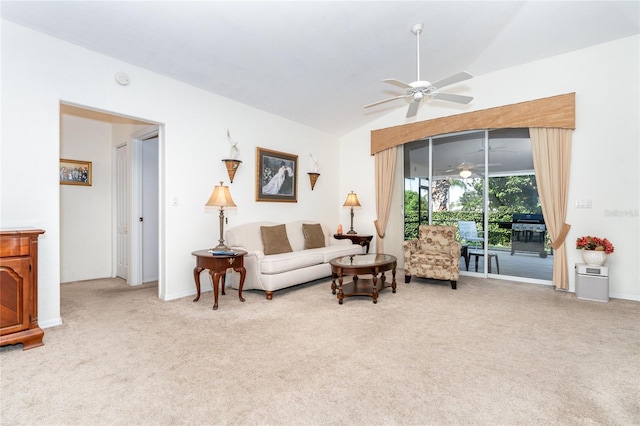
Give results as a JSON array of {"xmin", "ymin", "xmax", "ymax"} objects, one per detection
[
  {"xmin": 222, "ymin": 129, "xmax": 241, "ymax": 183},
  {"xmin": 308, "ymin": 172, "xmax": 320, "ymax": 190},
  {"xmin": 222, "ymin": 159, "xmax": 242, "ymax": 183},
  {"xmin": 342, "ymin": 191, "xmax": 361, "ymax": 235},
  {"xmin": 308, "ymin": 153, "xmax": 320, "ymax": 190},
  {"xmin": 205, "ymin": 181, "xmax": 236, "ymax": 251}
]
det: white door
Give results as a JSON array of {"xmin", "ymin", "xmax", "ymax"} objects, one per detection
[
  {"xmin": 141, "ymin": 137, "xmax": 159, "ymax": 283},
  {"xmin": 116, "ymin": 144, "xmax": 128, "ymax": 279}
]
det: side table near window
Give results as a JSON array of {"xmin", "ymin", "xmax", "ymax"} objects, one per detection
[
  {"xmin": 191, "ymin": 249, "xmax": 247, "ymax": 310},
  {"xmin": 333, "ymin": 234, "xmax": 373, "ymax": 254}
]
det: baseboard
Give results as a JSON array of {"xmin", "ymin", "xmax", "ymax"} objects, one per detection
[
  {"xmin": 162, "ymin": 287, "xmax": 207, "ymax": 301},
  {"xmin": 39, "ymin": 317, "xmax": 63, "ymax": 329},
  {"xmin": 609, "ymin": 292, "xmax": 640, "ymax": 302}
]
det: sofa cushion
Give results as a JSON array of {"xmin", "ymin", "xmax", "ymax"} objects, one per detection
[
  {"xmin": 260, "ymin": 224, "xmax": 293, "ymax": 255},
  {"xmin": 260, "ymin": 251, "xmax": 324, "ymax": 274},
  {"xmin": 311, "ymin": 244, "xmax": 364, "ymax": 263},
  {"xmin": 302, "ymin": 223, "xmax": 325, "ymax": 249}
]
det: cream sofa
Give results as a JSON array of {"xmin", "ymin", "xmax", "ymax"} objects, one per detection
[{"xmin": 225, "ymin": 220, "xmax": 364, "ymax": 299}]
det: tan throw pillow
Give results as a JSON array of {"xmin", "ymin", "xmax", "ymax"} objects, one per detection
[
  {"xmin": 302, "ymin": 223, "xmax": 325, "ymax": 249},
  {"xmin": 260, "ymin": 224, "xmax": 293, "ymax": 255}
]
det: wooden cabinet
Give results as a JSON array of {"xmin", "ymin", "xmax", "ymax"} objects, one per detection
[{"xmin": 0, "ymin": 229, "xmax": 45, "ymax": 350}]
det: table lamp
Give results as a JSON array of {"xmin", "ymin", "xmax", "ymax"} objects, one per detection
[
  {"xmin": 205, "ymin": 181, "xmax": 236, "ymax": 251},
  {"xmin": 343, "ymin": 191, "xmax": 361, "ymax": 235}
]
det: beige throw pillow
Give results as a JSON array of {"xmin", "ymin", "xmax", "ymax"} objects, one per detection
[
  {"xmin": 260, "ymin": 224, "xmax": 293, "ymax": 255},
  {"xmin": 302, "ymin": 223, "xmax": 325, "ymax": 249}
]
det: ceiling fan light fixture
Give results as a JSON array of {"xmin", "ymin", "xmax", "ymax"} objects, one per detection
[
  {"xmin": 459, "ymin": 169, "xmax": 472, "ymax": 179},
  {"xmin": 363, "ymin": 23, "xmax": 474, "ymax": 116}
]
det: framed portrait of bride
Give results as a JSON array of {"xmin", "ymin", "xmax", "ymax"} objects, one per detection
[{"xmin": 256, "ymin": 147, "xmax": 298, "ymax": 202}]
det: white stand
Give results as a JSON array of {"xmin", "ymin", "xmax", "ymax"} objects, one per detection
[{"xmin": 575, "ymin": 263, "xmax": 609, "ymax": 302}]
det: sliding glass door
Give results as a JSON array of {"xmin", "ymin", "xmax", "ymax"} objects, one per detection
[{"xmin": 403, "ymin": 129, "xmax": 552, "ymax": 282}]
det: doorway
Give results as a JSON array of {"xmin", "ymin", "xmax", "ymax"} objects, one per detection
[{"xmin": 60, "ymin": 103, "xmax": 164, "ymax": 308}]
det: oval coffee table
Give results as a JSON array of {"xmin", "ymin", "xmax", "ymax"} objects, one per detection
[{"xmin": 329, "ymin": 254, "xmax": 397, "ymax": 304}]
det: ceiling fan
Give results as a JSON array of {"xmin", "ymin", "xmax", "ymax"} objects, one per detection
[
  {"xmin": 445, "ymin": 162, "xmax": 478, "ymax": 178},
  {"xmin": 465, "ymin": 142, "xmax": 517, "ymax": 155},
  {"xmin": 444, "ymin": 161, "xmax": 501, "ymax": 178},
  {"xmin": 364, "ymin": 23, "xmax": 474, "ymax": 118}
]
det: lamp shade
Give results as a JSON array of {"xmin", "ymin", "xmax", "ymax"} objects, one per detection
[
  {"xmin": 205, "ymin": 181, "xmax": 236, "ymax": 208},
  {"xmin": 343, "ymin": 191, "xmax": 361, "ymax": 207},
  {"xmin": 459, "ymin": 169, "xmax": 472, "ymax": 179}
]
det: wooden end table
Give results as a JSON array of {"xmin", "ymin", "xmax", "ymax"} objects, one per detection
[
  {"xmin": 329, "ymin": 253, "xmax": 397, "ymax": 304},
  {"xmin": 191, "ymin": 249, "xmax": 247, "ymax": 310},
  {"xmin": 333, "ymin": 233, "xmax": 373, "ymax": 253}
]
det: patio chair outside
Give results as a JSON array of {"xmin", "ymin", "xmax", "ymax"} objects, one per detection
[{"xmin": 458, "ymin": 220, "xmax": 484, "ymax": 250}]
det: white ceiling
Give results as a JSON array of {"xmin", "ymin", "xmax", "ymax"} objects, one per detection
[{"xmin": 2, "ymin": 1, "xmax": 639, "ymax": 137}]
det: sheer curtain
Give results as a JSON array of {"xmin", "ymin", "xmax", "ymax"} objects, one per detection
[
  {"xmin": 530, "ymin": 128, "xmax": 572, "ymax": 289},
  {"xmin": 373, "ymin": 147, "xmax": 397, "ymax": 253}
]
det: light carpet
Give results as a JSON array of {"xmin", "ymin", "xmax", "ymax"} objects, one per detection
[{"xmin": 1, "ymin": 275, "xmax": 638, "ymax": 425}]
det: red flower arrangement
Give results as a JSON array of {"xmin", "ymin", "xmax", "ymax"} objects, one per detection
[{"xmin": 576, "ymin": 236, "xmax": 615, "ymax": 254}]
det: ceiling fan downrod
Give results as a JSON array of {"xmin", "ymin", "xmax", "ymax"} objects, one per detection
[{"xmin": 411, "ymin": 23, "xmax": 424, "ymax": 82}]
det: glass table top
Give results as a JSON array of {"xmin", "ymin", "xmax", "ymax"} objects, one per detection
[{"xmin": 330, "ymin": 253, "xmax": 396, "ymax": 267}]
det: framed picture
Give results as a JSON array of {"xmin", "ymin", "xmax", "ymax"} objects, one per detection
[
  {"xmin": 256, "ymin": 147, "xmax": 297, "ymax": 202},
  {"xmin": 60, "ymin": 159, "xmax": 92, "ymax": 186}
]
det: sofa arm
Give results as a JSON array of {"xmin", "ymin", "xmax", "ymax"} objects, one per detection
[
  {"xmin": 403, "ymin": 239, "xmax": 418, "ymax": 253},
  {"xmin": 329, "ymin": 238, "xmax": 354, "ymax": 247},
  {"xmin": 448, "ymin": 241, "xmax": 462, "ymax": 269},
  {"xmin": 402, "ymin": 240, "xmax": 418, "ymax": 269},
  {"xmin": 448, "ymin": 241, "xmax": 462, "ymax": 257},
  {"xmin": 231, "ymin": 246, "xmax": 264, "ymax": 260},
  {"xmin": 228, "ymin": 248, "xmax": 265, "ymax": 291}
]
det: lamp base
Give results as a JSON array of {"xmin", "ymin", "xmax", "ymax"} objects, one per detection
[
  {"xmin": 346, "ymin": 230, "xmax": 357, "ymax": 235},
  {"xmin": 211, "ymin": 243, "xmax": 231, "ymax": 252}
]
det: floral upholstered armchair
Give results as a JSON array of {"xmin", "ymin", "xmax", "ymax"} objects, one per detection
[{"xmin": 403, "ymin": 225, "xmax": 462, "ymax": 289}]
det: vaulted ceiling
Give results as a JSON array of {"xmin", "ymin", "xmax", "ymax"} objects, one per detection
[{"xmin": 2, "ymin": 1, "xmax": 638, "ymax": 137}]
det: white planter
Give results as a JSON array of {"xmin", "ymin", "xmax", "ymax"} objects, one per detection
[{"xmin": 581, "ymin": 250, "xmax": 608, "ymax": 266}]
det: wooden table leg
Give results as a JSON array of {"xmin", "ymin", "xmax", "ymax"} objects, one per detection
[
  {"xmin": 193, "ymin": 266, "xmax": 204, "ymax": 302},
  {"xmin": 391, "ymin": 267, "xmax": 397, "ymax": 293},
  {"xmin": 234, "ymin": 266, "xmax": 246, "ymax": 302},
  {"xmin": 372, "ymin": 273, "xmax": 379, "ymax": 304},
  {"xmin": 209, "ymin": 270, "xmax": 222, "ymax": 310}
]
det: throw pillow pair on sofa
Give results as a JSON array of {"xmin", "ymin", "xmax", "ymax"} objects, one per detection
[{"xmin": 260, "ymin": 223, "xmax": 325, "ymax": 255}]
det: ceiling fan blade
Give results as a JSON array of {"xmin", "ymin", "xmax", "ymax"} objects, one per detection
[
  {"xmin": 406, "ymin": 98, "xmax": 421, "ymax": 118},
  {"xmin": 431, "ymin": 92, "xmax": 473, "ymax": 104},
  {"xmin": 383, "ymin": 78, "xmax": 414, "ymax": 90},
  {"xmin": 431, "ymin": 71, "xmax": 473, "ymax": 89},
  {"xmin": 364, "ymin": 94, "xmax": 411, "ymax": 109}
]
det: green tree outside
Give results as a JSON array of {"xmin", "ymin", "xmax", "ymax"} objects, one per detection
[{"xmin": 404, "ymin": 175, "xmax": 544, "ymax": 250}]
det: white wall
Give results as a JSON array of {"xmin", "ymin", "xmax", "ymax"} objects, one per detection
[
  {"xmin": 60, "ymin": 113, "xmax": 113, "ymax": 282},
  {"xmin": 1, "ymin": 20, "xmax": 341, "ymax": 326},
  {"xmin": 340, "ymin": 35, "xmax": 640, "ymax": 300}
]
